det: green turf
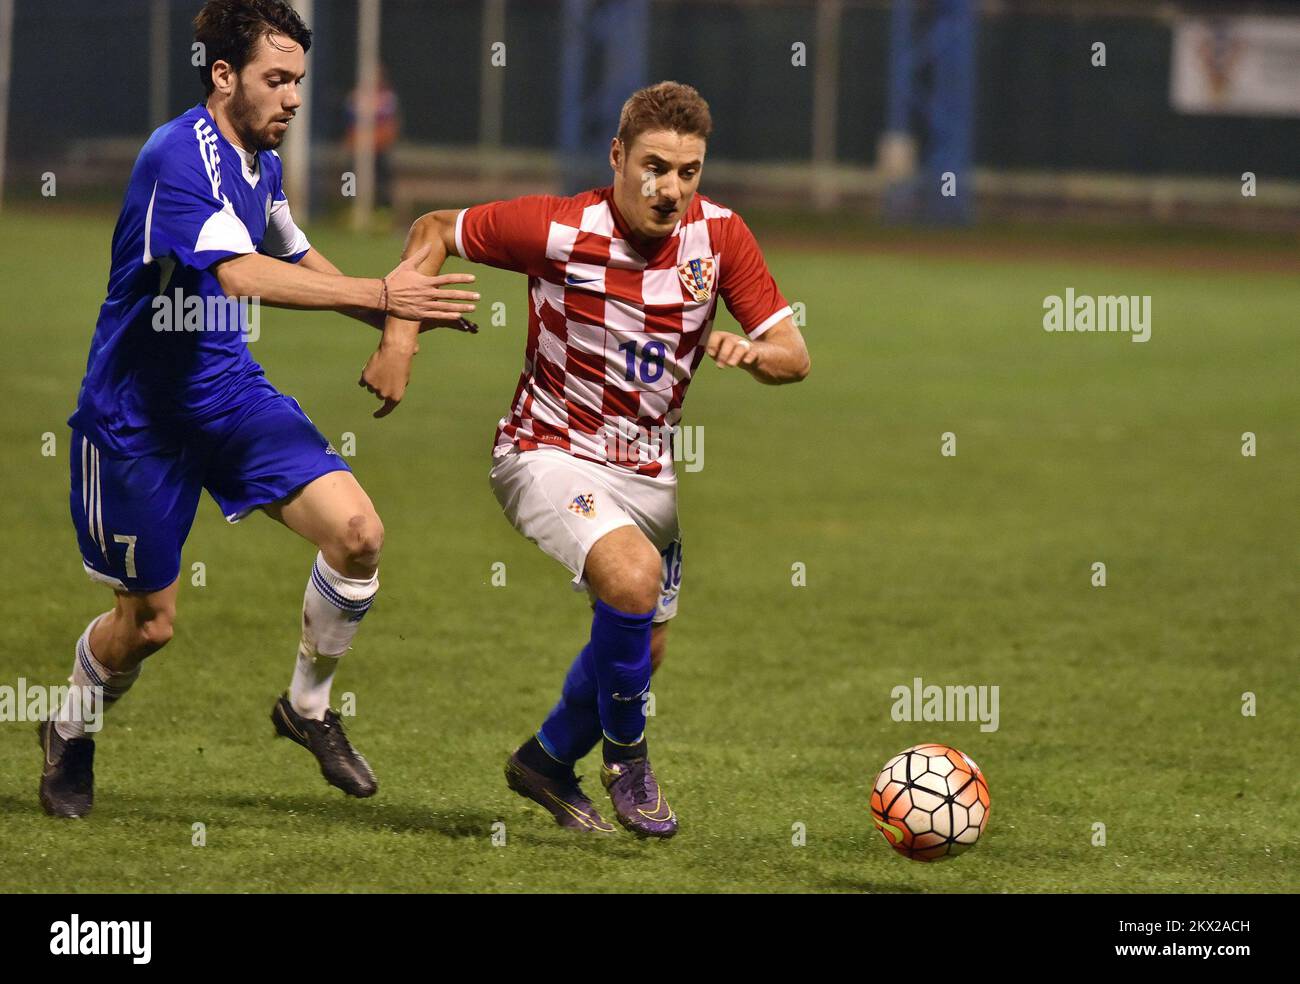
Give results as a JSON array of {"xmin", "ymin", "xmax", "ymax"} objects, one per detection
[{"xmin": 0, "ymin": 206, "xmax": 1295, "ymax": 892}]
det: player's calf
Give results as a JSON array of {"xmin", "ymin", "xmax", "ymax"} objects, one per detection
[
  {"xmin": 265, "ymin": 476, "xmax": 382, "ymax": 717},
  {"xmin": 585, "ymin": 543, "xmax": 658, "ymax": 753},
  {"xmin": 272, "ymin": 550, "xmax": 380, "ymax": 793},
  {"xmin": 289, "ymin": 545, "xmax": 380, "ymax": 720},
  {"xmin": 39, "ymin": 589, "xmax": 169, "ymax": 818},
  {"xmin": 581, "ymin": 528, "xmax": 678, "ymax": 837},
  {"xmin": 265, "ymin": 473, "xmax": 382, "ymax": 792},
  {"xmin": 270, "ymin": 548, "xmax": 377, "ymax": 795},
  {"xmin": 650, "ymin": 622, "xmax": 669, "ymax": 673},
  {"xmin": 50, "ymin": 588, "xmax": 172, "ymax": 743}
]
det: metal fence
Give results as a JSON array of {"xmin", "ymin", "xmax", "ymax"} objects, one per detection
[{"xmin": 2, "ymin": 0, "xmax": 1298, "ymax": 227}]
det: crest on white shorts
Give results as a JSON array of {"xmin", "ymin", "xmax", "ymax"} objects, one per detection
[
  {"xmin": 568, "ymin": 492, "xmax": 597, "ymax": 519},
  {"xmin": 677, "ymin": 256, "xmax": 715, "ymax": 303}
]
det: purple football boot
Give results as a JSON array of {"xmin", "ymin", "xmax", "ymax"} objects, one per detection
[{"xmin": 601, "ymin": 756, "xmax": 677, "ymax": 839}]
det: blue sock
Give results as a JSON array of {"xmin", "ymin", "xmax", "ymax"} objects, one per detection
[
  {"xmin": 588, "ymin": 598, "xmax": 654, "ymax": 746},
  {"xmin": 536, "ymin": 645, "xmax": 602, "ymax": 765}
]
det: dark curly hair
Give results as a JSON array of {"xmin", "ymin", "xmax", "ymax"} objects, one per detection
[{"xmin": 193, "ymin": 0, "xmax": 313, "ymax": 96}]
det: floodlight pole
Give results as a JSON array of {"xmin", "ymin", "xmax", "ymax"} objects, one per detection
[
  {"xmin": 286, "ymin": 0, "xmax": 314, "ymax": 223},
  {"xmin": 811, "ymin": 0, "xmax": 843, "ymax": 212},
  {"xmin": 149, "ymin": 0, "xmax": 170, "ymax": 128},
  {"xmin": 0, "ymin": 0, "xmax": 14, "ymax": 213},
  {"xmin": 479, "ymin": 0, "xmax": 506, "ymax": 159},
  {"xmin": 352, "ymin": 0, "xmax": 381, "ymax": 231}
]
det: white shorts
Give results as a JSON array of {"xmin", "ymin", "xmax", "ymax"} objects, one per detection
[{"xmin": 489, "ymin": 446, "xmax": 683, "ymax": 622}]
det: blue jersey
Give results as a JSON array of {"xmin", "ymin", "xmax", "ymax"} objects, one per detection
[{"xmin": 69, "ymin": 103, "xmax": 312, "ymax": 456}]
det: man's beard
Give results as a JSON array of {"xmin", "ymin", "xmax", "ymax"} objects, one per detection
[{"xmin": 229, "ymin": 83, "xmax": 283, "ymax": 152}]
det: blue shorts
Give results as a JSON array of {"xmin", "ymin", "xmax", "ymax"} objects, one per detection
[{"xmin": 70, "ymin": 392, "xmax": 350, "ymax": 593}]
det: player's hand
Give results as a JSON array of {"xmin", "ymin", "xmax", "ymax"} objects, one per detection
[
  {"xmin": 706, "ymin": 330, "xmax": 761, "ymax": 370},
  {"xmin": 384, "ymin": 245, "xmax": 480, "ymax": 321},
  {"xmin": 358, "ymin": 346, "xmax": 415, "ymax": 418}
]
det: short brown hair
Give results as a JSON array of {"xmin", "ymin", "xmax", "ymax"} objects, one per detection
[
  {"xmin": 194, "ymin": 0, "xmax": 313, "ymax": 96},
  {"xmin": 616, "ymin": 81, "xmax": 712, "ymax": 148}
]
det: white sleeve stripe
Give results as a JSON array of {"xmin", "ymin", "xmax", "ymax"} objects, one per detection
[
  {"xmin": 749, "ymin": 305, "xmax": 792, "ymax": 339},
  {"xmin": 192, "ymin": 120, "xmax": 223, "ymax": 200},
  {"xmin": 454, "ymin": 207, "xmax": 468, "ymax": 259},
  {"xmin": 142, "ymin": 180, "xmax": 158, "ymax": 265},
  {"xmin": 194, "ymin": 200, "xmax": 255, "ymax": 256}
]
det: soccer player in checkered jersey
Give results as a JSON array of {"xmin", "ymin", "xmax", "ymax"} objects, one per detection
[
  {"xmin": 39, "ymin": 0, "xmax": 479, "ymax": 818},
  {"xmin": 362, "ymin": 82, "xmax": 810, "ymax": 837}
]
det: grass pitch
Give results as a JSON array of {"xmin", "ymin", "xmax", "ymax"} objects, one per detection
[{"xmin": 0, "ymin": 208, "xmax": 1295, "ymax": 892}]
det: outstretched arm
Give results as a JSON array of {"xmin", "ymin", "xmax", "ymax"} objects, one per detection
[
  {"xmin": 359, "ymin": 209, "xmax": 465, "ymax": 417},
  {"xmin": 294, "ymin": 248, "xmax": 381, "ymax": 330},
  {"xmin": 214, "ymin": 243, "xmax": 477, "ymax": 324},
  {"xmin": 265, "ymin": 247, "xmax": 476, "ymax": 333},
  {"xmin": 297, "ymin": 247, "xmax": 344, "ymax": 276},
  {"xmin": 707, "ymin": 318, "xmax": 811, "ymax": 384}
]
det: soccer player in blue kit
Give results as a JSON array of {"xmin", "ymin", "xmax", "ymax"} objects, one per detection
[{"xmin": 40, "ymin": 0, "xmax": 478, "ymax": 818}]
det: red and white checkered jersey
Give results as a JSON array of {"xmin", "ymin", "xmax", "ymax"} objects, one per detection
[{"xmin": 455, "ymin": 186, "xmax": 791, "ymax": 480}]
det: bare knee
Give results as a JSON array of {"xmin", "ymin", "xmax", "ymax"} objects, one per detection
[
  {"xmin": 598, "ymin": 554, "xmax": 661, "ymax": 615},
  {"xmin": 585, "ymin": 527, "xmax": 662, "ymax": 614},
  {"xmin": 337, "ymin": 511, "xmax": 384, "ymax": 574},
  {"xmin": 130, "ymin": 605, "xmax": 175, "ymax": 656},
  {"xmin": 99, "ymin": 582, "xmax": 180, "ymax": 670}
]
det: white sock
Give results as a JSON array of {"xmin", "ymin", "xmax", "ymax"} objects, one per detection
[
  {"xmin": 55, "ymin": 615, "xmax": 141, "ymax": 741},
  {"xmin": 289, "ymin": 552, "xmax": 378, "ymax": 720}
]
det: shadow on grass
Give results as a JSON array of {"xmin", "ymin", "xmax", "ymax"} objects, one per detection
[
  {"xmin": 0, "ymin": 793, "xmax": 44, "ymax": 818},
  {"xmin": 812, "ymin": 874, "xmax": 926, "ymax": 894},
  {"xmin": 0, "ymin": 790, "xmax": 499, "ymax": 840},
  {"xmin": 206, "ymin": 793, "xmax": 503, "ymax": 839},
  {"xmin": 3, "ymin": 789, "xmax": 702, "ymax": 860}
]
